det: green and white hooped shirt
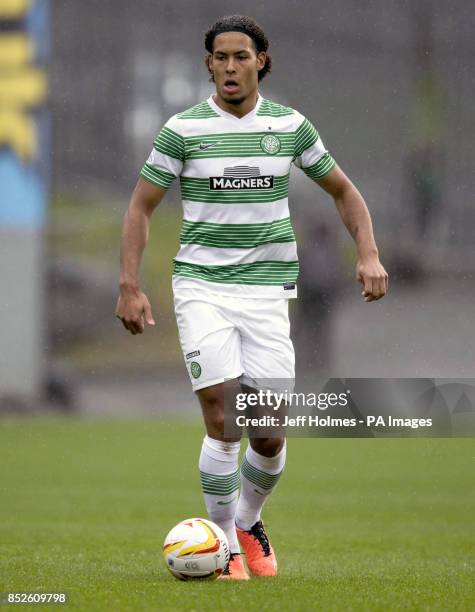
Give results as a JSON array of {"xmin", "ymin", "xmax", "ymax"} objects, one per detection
[{"xmin": 141, "ymin": 94, "xmax": 336, "ymax": 299}]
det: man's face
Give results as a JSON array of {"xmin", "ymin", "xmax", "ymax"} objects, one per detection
[{"xmin": 208, "ymin": 32, "xmax": 266, "ymax": 105}]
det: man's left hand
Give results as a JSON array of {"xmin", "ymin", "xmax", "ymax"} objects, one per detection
[{"xmin": 356, "ymin": 257, "xmax": 389, "ymax": 302}]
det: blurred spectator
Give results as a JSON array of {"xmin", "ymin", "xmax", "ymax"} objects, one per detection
[
  {"xmin": 294, "ymin": 221, "xmax": 342, "ymax": 374},
  {"xmin": 407, "ymin": 4, "xmax": 444, "ymax": 240}
]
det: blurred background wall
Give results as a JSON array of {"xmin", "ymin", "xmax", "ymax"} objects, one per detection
[
  {"xmin": 1, "ymin": 0, "xmax": 474, "ymax": 414},
  {"xmin": 0, "ymin": 0, "xmax": 49, "ymax": 406}
]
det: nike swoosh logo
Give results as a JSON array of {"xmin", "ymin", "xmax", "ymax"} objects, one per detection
[
  {"xmin": 217, "ymin": 496, "xmax": 237, "ymax": 505},
  {"xmin": 199, "ymin": 142, "xmax": 221, "ymax": 150},
  {"xmin": 253, "ymin": 489, "xmax": 266, "ymax": 496}
]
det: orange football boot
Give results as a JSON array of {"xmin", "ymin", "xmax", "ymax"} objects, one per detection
[
  {"xmin": 236, "ymin": 521, "xmax": 277, "ymax": 577},
  {"xmin": 220, "ymin": 553, "xmax": 250, "ymax": 580}
]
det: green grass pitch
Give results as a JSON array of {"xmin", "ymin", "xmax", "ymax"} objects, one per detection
[{"xmin": 1, "ymin": 417, "xmax": 474, "ymax": 611}]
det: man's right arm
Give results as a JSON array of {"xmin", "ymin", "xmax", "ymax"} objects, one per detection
[{"xmin": 115, "ymin": 177, "xmax": 167, "ymax": 335}]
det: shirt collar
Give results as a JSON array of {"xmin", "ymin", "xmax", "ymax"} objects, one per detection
[{"xmin": 207, "ymin": 93, "xmax": 263, "ymax": 121}]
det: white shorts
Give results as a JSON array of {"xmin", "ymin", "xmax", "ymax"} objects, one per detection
[{"xmin": 173, "ymin": 287, "xmax": 295, "ymax": 392}]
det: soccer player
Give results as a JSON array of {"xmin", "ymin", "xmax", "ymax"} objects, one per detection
[{"xmin": 115, "ymin": 15, "xmax": 388, "ymax": 580}]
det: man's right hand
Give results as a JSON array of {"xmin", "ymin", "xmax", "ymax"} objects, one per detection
[{"xmin": 115, "ymin": 288, "xmax": 156, "ymax": 335}]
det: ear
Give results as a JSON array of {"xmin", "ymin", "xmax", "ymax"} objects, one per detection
[
  {"xmin": 256, "ymin": 51, "xmax": 266, "ymax": 71},
  {"xmin": 205, "ymin": 53, "xmax": 213, "ymax": 74}
]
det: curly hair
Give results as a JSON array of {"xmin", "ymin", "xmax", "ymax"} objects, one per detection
[{"xmin": 204, "ymin": 15, "xmax": 272, "ymax": 82}]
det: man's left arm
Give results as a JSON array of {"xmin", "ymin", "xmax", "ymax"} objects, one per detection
[{"xmin": 316, "ymin": 165, "xmax": 388, "ymax": 302}]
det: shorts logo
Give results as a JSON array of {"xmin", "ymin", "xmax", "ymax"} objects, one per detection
[
  {"xmin": 260, "ymin": 134, "xmax": 281, "ymax": 155},
  {"xmin": 209, "ymin": 166, "xmax": 274, "ymax": 190},
  {"xmin": 186, "ymin": 350, "xmax": 200, "ymax": 360},
  {"xmin": 283, "ymin": 282, "xmax": 295, "ymax": 290},
  {"xmin": 190, "ymin": 361, "xmax": 202, "ymax": 379}
]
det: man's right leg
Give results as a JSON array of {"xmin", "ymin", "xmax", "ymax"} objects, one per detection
[
  {"xmin": 197, "ymin": 382, "xmax": 249, "ymax": 580},
  {"xmin": 173, "ymin": 290, "xmax": 248, "ymax": 578}
]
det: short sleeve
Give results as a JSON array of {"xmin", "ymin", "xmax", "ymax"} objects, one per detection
[
  {"xmin": 140, "ymin": 119, "xmax": 185, "ymax": 189},
  {"xmin": 293, "ymin": 114, "xmax": 336, "ymax": 180}
]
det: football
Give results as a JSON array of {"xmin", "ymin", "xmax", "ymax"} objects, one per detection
[{"xmin": 163, "ymin": 518, "xmax": 230, "ymax": 580}]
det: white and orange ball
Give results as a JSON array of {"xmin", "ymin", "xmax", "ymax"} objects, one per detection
[{"xmin": 163, "ymin": 518, "xmax": 230, "ymax": 580}]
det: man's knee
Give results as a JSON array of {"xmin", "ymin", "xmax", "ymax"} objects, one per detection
[
  {"xmin": 197, "ymin": 384, "xmax": 224, "ymax": 410},
  {"xmin": 197, "ymin": 384, "xmax": 224, "ymax": 426},
  {"xmin": 197, "ymin": 383, "xmax": 241, "ymax": 441},
  {"xmin": 250, "ymin": 437, "xmax": 285, "ymax": 457}
]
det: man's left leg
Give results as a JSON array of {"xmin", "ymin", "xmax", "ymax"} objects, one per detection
[
  {"xmin": 235, "ymin": 436, "xmax": 286, "ymax": 577},
  {"xmin": 234, "ymin": 296, "xmax": 294, "ymax": 576}
]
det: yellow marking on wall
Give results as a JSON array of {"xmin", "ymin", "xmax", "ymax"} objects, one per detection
[
  {"xmin": 0, "ymin": 0, "xmax": 30, "ymax": 19},
  {"xmin": 0, "ymin": 2, "xmax": 47, "ymax": 161},
  {"xmin": 0, "ymin": 109, "xmax": 36, "ymax": 159},
  {"xmin": 0, "ymin": 34, "xmax": 32, "ymax": 66},
  {"xmin": 0, "ymin": 68, "xmax": 47, "ymax": 106}
]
